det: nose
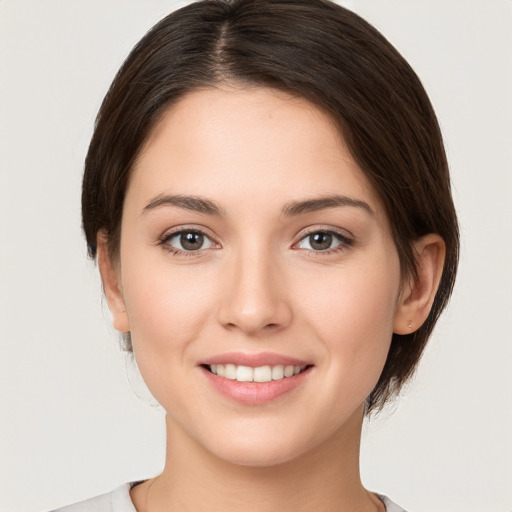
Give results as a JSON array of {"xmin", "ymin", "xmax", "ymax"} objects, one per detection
[{"xmin": 217, "ymin": 246, "xmax": 293, "ymax": 336}]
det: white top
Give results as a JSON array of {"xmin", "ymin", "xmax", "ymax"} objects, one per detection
[{"xmin": 49, "ymin": 482, "xmax": 407, "ymax": 512}]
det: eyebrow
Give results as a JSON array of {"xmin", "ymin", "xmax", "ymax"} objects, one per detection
[
  {"xmin": 142, "ymin": 194, "xmax": 225, "ymax": 216},
  {"xmin": 142, "ymin": 193, "xmax": 373, "ymax": 217},
  {"xmin": 281, "ymin": 195, "xmax": 374, "ymax": 217}
]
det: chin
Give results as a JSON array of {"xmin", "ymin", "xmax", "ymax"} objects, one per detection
[
  {"xmin": 213, "ymin": 441, "xmax": 303, "ymax": 468},
  {"xmin": 197, "ymin": 422, "xmax": 318, "ymax": 468}
]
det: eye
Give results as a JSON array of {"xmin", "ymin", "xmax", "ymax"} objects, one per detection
[
  {"xmin": 163, "ymin": 230, "xmax": 216, "ymax": 252},
  {"xmin": 296, "ymin": 230, "xmax": 351, "ymax": 252}
]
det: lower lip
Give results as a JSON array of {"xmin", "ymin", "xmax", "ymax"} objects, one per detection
[{"xmin": 201, "ymin": 366, "xmax": 312, "ymax": 405}]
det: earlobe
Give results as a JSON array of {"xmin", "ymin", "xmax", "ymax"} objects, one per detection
[
  {"xmin": 393, "ymin": 234, "xmax": 446, "ymax": 335},
  {"xmin": 97, "ymin": 233, "xmax": 130, "ymax": 333}
]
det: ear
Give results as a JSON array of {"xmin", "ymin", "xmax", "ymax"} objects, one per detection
[
  {"xmin": 393, "ymin": 234, "xmax": 446, "ymax": 334},
  {"xmin": 97, "ymin": 232, "xmax": 130, "ymax": 333}
]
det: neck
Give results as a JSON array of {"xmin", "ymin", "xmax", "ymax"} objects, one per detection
[{"xmin": 132, "ymin": 406, "xmax": 382, "ymax": 512}]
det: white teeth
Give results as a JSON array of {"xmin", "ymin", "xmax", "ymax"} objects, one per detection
[
  {"xmin": 225, "ymin": 364, "xmax": 237, "ymax": 380},
  {"xmin": 236, "ymin": 365, "xmax": 254, "ymax": 382},
  {"xmin": 209, "ymin": 363, "xmax": 306, "ymax": 382},
  {"xmin": 284, "ymin": 365, "xmax": 294, "ymax": 378},
  {"xmin": 271, "ymin": 365, "xmax": 284, "ymax": 380},
  {"xmin": 253, "ymin": 365, "xmax": 272, "ymax": 382}
]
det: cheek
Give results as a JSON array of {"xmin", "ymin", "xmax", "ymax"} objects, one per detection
[
  {"xmin": 298, "ymin": 257, "xmax": 400, "ymax": 336},
  {"xmin": 127, "ymin": 278, "xmax": 210, "ymax": 339},
  {"xmin": 119, "ymin": 259, "xmax": 219, "ymax": 387},
  {"xmin": 116, "ymin": 261, "xmax": 217, "ymax": 444},
  {"xmin": 121, "ymin": 245, "xmax": 220, "ymax": 335},
  {"xmin": 296, "ymin": 257, "xmax": 400, "ymax": 385}
]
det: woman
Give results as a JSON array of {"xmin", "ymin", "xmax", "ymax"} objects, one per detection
[{"xmin": 52, "ymin": 0, "xmax": 458, "ymax": 510}]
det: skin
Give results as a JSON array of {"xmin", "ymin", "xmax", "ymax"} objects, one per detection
[{"xmin": 98, "ymin": 86, "xmax": 445, "ymax": 512}]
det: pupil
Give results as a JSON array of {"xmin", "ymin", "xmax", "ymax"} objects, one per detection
[
  {"xmin": 181, "ymin": 232, "xmax": 203, "ymax": 250},
  {"xmin": 310, "ymin": 232, "xmax": 332, "ymax": 250}
]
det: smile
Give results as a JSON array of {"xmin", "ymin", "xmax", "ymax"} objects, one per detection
[
  {"xmin": 200, "ymin": 354, "xmax": 313, "ymax": 405},
  {"xmin": 207, "ymin": 364, "xmax": 307, "ymax": 382}
]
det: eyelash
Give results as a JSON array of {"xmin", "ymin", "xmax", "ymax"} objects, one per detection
[
  {"xmin": 293, "ymin": 228, "xmax": 354, "ymax": 256},
  {"xmin": 158, "ymin": 227, "xmax": 354, "ymax": 257},
  {"xmin": 158, "ymin": 228, "xmax": 218, "ymax": 257}
]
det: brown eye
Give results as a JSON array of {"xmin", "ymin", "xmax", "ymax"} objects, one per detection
[
  {"xmin": 181, "ymin": 232, "xmax": 204, "ymax": 250},
  {"xmin": 165, "ymin": 230, "xmax": 215, "ymax": 252},
  {"xmin": 296, "ymin": 230, "xmax": 351, "ymax": 252},
  {"xmin": 308, "ymin": 232, "xmax": 333, "ymax": 250}
]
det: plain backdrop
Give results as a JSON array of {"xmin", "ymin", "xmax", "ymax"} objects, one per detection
[{"xmin": 1, "ymin": 1, "xmax": 511, "ymax": 511}]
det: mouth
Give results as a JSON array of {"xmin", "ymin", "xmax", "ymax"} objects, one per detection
[
  {"xmin": 201, "ymin": 363, "xmax": 312, "ymax": 383},
  {"xmin": 199, "ymin": 352, "xmax": 314, "ymax": 404}
]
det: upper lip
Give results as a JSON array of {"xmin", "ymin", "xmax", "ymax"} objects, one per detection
[{"xmin": 199, "ymin": 351, "xmax": 311, "ymax": 367}]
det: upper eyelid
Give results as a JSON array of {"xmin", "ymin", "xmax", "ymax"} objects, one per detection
[
  {"xmin": 294, "ymin": 225, "xmax": 354, "ymax": 242},
  {"xmin": 160, "ymin": 225, "xmax": 218, "ymax": 241}
]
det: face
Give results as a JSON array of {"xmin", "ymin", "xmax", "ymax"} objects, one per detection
[{"xmin": 105, "ymin": 86, "xmax": 407, "ymax": 466}]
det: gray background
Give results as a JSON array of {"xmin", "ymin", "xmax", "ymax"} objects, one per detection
[{"xmin": 1, "ymin": 1, "xmax": 511, "ymax": 511}]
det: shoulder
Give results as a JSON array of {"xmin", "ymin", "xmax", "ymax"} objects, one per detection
[
  {"xmin": 49, "ymin": 483, "xmax": 137, "ymax": 512},
  {"xmin": 378, "ymin": 494, "xmax": 408, "ymax": 512}
]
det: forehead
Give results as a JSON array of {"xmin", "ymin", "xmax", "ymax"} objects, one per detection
[{"xmin": 128, "ymin": 86, "xmax": 383, "ymax": 218}]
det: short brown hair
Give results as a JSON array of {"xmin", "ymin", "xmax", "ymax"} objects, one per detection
[{"xmin": 82, "ymin": 0, "xmax": 459, "ymax": 413}]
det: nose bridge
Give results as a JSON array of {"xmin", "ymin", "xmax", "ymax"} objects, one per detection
[{"xmin": 218, "ymin": 237, "xmax": 292, "ymax": 334}]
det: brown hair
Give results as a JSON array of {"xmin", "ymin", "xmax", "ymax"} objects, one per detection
[{"xmin": 82, "ymin": 0, "xmax": 459, "ymax": 413}]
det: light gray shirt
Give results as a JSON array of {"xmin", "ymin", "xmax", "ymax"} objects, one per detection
[{"xmin": 50, "ymin": 482, "xmax": 407, "ymax": 512}]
